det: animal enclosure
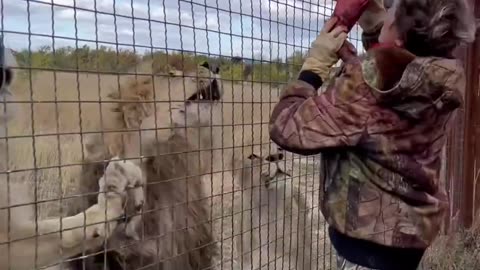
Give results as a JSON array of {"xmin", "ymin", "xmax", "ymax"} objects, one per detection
[{"xmin": 0, "ymin": 0, "xmax": 375, "ymax": 269}]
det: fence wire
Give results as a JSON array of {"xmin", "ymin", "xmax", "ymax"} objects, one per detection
[{"xmin": 0, "ymin": 0, "xmax": 365, "ymax": 269}]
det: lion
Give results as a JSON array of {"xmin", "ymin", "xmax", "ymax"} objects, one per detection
[
  {"xmin": 68, "ymin": 60, "xmax": 272, "ymax": 269},
  {"xmin": 2, "ymin": 58, "xmax": 225, "ymax": 220},
  {"xmin": 0, "ymin": 45, "xmax": 145, "ymax": 270},
  {"xmin": 234, "ymin": 143, "xmax": 312, "ymax": 270},
  {"xmin": 71, "ymin": 63, "xmax": 228, "ymax": 269},
  {"xmin": 102, "ymin": 100, "xmax": 225, "ymax": 270}
]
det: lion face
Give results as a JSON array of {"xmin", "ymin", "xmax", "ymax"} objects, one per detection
[
  {"xmin": 170, "ymin": 100, "xmax": 220, "ymax": 129},
  {"xmin": 246, "ymin": 146, "xmax": 291, "ymax": 190},
  {"xmin": 186, "ymin": 62, "xmax": 223, "ymax": 101}
]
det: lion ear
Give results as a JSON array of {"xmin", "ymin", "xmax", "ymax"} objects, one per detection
[
  {"xmin": 265, "ymin": 153, "xmax": 284, "ymax": 162},
  {"xmin": 200, "ymin": 61, "xmax": 210, "ymax": 70}
]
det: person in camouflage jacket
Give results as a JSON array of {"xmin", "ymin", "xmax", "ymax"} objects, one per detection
[{"xmin": 269, "ymin": 0, "xmax": 476, "ymax": 269}]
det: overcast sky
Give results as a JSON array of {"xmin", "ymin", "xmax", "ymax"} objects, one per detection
[{"xmin": 2, "ymin": 0, "xmax": 364, "ymax": 60}]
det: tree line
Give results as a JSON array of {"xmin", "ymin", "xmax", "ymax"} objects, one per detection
[{"xmin": 14, "ymin": 45, "xmax": 305, "ymax": 85}]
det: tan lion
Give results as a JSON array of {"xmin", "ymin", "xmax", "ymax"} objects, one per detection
[
  {"xmin": 234, "ymin": 143, "xmax": 312, "ymax": 270},
  {"xmin": 0, "ymin": 46, "xmax": 145, "ymax": 270}
]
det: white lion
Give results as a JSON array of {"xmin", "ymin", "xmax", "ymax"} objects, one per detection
[
  {"xmin": 234, "ymin": 144, "xmax": 312, "ymax": 270},
  {"xmin": 0, "ymin": 46, "xmax": 144, "ymax": 270}
]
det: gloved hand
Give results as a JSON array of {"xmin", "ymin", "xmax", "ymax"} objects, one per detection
[
  {"xmin": 358, "ymin": 0, "xmax": 386, "ymax": 33},
  {"xmin": 301, "ymin": 17, "xmax": 348, "ymax": 81}
]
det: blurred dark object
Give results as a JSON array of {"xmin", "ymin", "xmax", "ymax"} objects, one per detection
[
  {"xmin": 243, "ymin": 64, "xmax": 253, "ymax": 81},
  {"xmin": 0, "ymin": 37, "xmax": 4, "ymax": 68},
  {"xmin": 0, "ymin": 38, "xmax": 8, "ymax": 92},
  {"xmin": 0, "ymin": 39, "xmax": 18, "ymax": 95},
  {"xmin": 332, "ymin": 0, "xmax": 370, "ymax": 31},
  {"xmin": 383, "ymin": 0, "xmax": 393, "ymax": 8},
  {"xmin": 231, "ymin": 56, "xmax": 244, "ymax": 64}
]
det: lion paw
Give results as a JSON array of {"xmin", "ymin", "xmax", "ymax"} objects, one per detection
[
  {"xmin": 61, "ymin": 204, "xmax": 119, "ymax": 249},
  {"xmin": 97, "ymin": 156, "xmax": 144, "ymax": 210}
]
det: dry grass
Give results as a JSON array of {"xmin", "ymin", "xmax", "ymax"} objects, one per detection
[{"xmin": 422, "ymin": 218, "xmax": 480, "ymax": 269}]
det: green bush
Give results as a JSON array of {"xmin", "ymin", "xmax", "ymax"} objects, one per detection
[
  {"xmin": 251, "ymin": 62, "xmax": 289, "ymax": 84},
  {"xmin": 13, "ymin": 47, "xmax": 308, "ymax": 84},
  {"xmin": 146, "ymin": 52, "xmax": 198, "ymax": 74},
  {"xmin": 220, "ymin": 64, "xmax": 244, "ymax": 82},
  {"xmin": 15, "ymin": 45, "xmax": 140, "ymax": 73}
]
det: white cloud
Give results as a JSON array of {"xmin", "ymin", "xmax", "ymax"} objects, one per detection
[
  {"xmin": 2, "ymin": 0, "xmax": 364, "ymax": 58},
  {"xmin": 57, "ymin": 8, "xmax": 74, "ymax": 19},
  {"xmin": 36, "ymin": 0, "xmax": 75, "ymax": 5},
  {"xmin": 206, "ymin": 16, "xmax": 218, "ymax": 29}
]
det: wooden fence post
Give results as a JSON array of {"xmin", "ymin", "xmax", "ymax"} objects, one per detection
[{"xmin": 460, "ymin": 0, "xmax": 480, "ymax": 228}]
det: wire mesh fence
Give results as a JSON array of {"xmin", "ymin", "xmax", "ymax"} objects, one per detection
[{"xmin": 0, "ymin": 0, "xmax": 366, "ymax": 269}]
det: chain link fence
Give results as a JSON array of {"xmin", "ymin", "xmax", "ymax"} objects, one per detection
[{"xmin": 0, "ymin": 0, "xmax": 366, "ymax": 269}]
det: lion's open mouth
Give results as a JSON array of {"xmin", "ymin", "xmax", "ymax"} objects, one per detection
[
  {"xmin": 263, "ymin": 169, "xmax": 292, "ymax": 189},
  {"xmin": 187, "ymin": 79, "xmax": 221, "ymax": 101}
]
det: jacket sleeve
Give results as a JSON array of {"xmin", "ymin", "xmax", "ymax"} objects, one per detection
[{"xmin": 269, "ymin": 68, "xmax": 372, "ymax": 156}]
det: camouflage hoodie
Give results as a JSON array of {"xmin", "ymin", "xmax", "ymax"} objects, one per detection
[{"xmin": 269, "ymin": 45, "xmax": 465, "ymax": 249}]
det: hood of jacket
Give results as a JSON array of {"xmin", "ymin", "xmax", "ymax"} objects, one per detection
[{"xmin": 361, "ymin": 46, "xmax": 465, "ymax": 121}]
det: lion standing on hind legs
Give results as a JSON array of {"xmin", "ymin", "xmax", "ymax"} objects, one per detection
[
  {"xmin": 77, "ymin": 62, "xmax": 226, "ymax": 270},
  {"xmin": 79, "ymin": 61, "xmax": 224, "ymax": 209},
  {"xmin": 104, "ymin": 103, "xmax": 222, "ymax": 269}
]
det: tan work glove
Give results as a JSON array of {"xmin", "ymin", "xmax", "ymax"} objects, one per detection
[
  {"xmin": 358, "ymin": 0, "xmax": 386, "ymax": 33},
  {"xmin": 301, "ymin": 17, "xmax": 348, "ymax": 82}
]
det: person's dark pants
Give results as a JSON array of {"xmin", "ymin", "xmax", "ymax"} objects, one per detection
[
  {"xmin": 336, "ymin": 254, "xmax": 423, "ymax": 270},
  {"xmin": 329, "ymin": 227, "xmax": 425, "ymax": 270}
]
